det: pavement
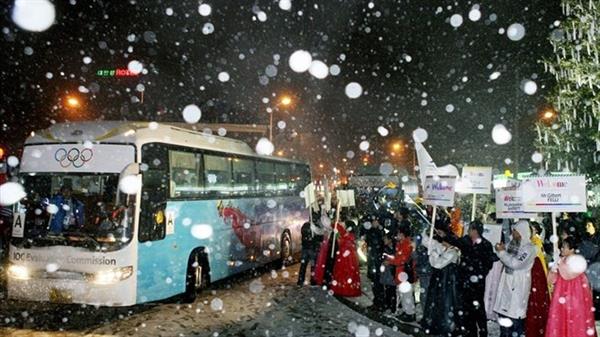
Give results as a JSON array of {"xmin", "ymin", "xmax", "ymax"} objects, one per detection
[
  {"xmin": 0, "ymin": 261, "xmax": 597, "ymax": 337},
  {"xmin": 0, "ymin": 263, "xmax": 410, "ymax": 337}
]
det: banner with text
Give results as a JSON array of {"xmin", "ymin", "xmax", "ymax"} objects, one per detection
[
  {"xmin": 495, "ymin": 181, "xmax": 537, "ymax": 219},
  {"xmin": 522, "ymin": 175, "xmax": 587, "ymax": 213},
  {"xmin": 457, "ymin": 166, "xmax": 492, "ymax": 194},
  {"xmin": 423, "ymin": 175, "xmax": 456, "ymax": 207}
]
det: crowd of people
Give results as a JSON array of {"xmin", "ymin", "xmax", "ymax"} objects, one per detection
[{"xmin": 296, "ymin": 202, "xmax": 600, "ymax": 337}]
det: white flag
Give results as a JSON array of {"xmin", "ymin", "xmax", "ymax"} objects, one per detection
[
  {"xmin": 414, "ymin": 141, "xmax": 459, "ymax": 188},
  {"xmin": 415, "ymin": 141, "xmax": 438, "ymax": 188}
]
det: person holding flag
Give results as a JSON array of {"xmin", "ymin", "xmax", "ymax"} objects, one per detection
[{"xmin": 313, "ymin": 216, "xmax": 361, "ymax": 297}]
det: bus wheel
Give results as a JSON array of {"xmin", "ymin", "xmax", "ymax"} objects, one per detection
[
  {"xmin": 279, "ymin": 232, "xmax": 292, "ymax": 268},
  {"xmin": 183, "ymin": 250, "xmax": 209, "ymax": 303}
]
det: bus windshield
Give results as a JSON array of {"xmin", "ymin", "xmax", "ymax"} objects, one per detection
[{"xmin": 13, "ymin": 173, "xmax": 135, "ymax": 251}]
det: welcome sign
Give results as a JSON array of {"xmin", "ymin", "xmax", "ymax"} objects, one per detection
[
  {"xmin": 423, "ymin": 175, "xmax": 456, "ymax": 207},
  {"xmin": 522, "ymin": 175, "xmax": 587, "ymax": 213},
  {"xmin": 457, "ymin": 166, "xmax": 492, "ymax": 194},
  {"xmin": 495, "ymin": 181, "xmax": 536, "ymax": 219}
]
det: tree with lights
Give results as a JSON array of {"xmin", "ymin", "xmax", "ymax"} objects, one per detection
[{"xmin": 537, "ymin": 0, "xmax": 600, "ymax": 182}]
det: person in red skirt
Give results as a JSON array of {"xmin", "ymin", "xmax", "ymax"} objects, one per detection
[
  {"xmin": 545, "ymin": 236, "xmax": 597, "ymax": 337},
  {"xmin": 313, "ymin": 219, "xmax": 361, "ymax": 297}
]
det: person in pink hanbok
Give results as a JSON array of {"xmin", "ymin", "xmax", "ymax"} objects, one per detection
[{"xmin": 545, "ymin": 236, "xmax": 598, "ymax": 337}]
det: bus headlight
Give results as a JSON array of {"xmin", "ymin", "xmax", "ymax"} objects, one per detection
[
  {"xmin": 86, "ymin": 266, "xmax": 133, "ymax": 285},
  {"xmin": 7, "ymin": 265, "xmax": 30, "ymax": 280}
]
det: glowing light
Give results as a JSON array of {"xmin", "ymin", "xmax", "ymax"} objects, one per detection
[
  {"xmin": 65, "ymin": 96, "xmax": 81, "ymax": 108},
  {"xmin": 280, "ymin": 96, "xmax": 292, "ymax": 106}
]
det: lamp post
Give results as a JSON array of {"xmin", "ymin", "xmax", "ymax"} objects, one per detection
[{"xmin": 270, "ymin": 95, "xmax": 292, "ymax": 142}]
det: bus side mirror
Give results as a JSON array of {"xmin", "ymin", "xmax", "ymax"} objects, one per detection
[
  {"xmin": 119, "ymin": 163, "xmax": 140, "ymax": 181},
  {"xmin": 118, "ymin": 163, "xmax": 141, "ymax": 198}
]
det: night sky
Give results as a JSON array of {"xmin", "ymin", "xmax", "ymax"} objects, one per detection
[{"xmin": 0, "ymin": 0, "xmax": 562, "ymax": 177}]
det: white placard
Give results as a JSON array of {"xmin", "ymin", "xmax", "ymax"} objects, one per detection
[
  {"xmin": 423, "ymin": 175, "xmax": 456, "ymax": 207},
  {"xmin": 12, "ymin": 212, "xmax": 25, "ymax": 238},
  {"xmin": 457, "ymin": 166, "xmax": 492, "ymax": 194},
  {"xmin": 336, "ymin": 190, "xmax": 356, "ymax": 207},
  {"xmin": 303, "ymin": 183, "xmax": 316, "ymax": 208},
  {"xmin": 482, "ymin": 224, "xmax": 502, "ymax": 247},
  {"xmin": 522, "ymin": 175, "xmax": 587, "ymax": 213},
  {"xmin": 20, "ymin": 144, "xmax": 136, "ymax": 173},
  {"xmin": 495, "ymin": 181, "xmax": 536, "ymax": 219}
]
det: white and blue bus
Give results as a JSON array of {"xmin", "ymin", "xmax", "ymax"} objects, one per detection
[{"xmin": 7, "ymin": 121, "xmax": 310, "ymax": 306}]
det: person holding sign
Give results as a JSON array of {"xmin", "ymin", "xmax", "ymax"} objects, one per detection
[
  {"xmin": 493, "ymin": 220, "xmax": 537, "ymax": 337},
  {"xmin": 441, "ymin": 220, "xmax": 494, "ymax": 337},
  {"xmin": 313, "ymin": 219, "xmax": 361, "ymax": 297},
  {"xmin": 544, "ymin": 236, "xmax": 598, "ymax": 337},
  {"xmin": 420, "ymin": 221, "xmax": 461, "ymax": 336}
]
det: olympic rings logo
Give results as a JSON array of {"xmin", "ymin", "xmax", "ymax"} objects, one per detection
[{"xmin": 54, "ymin": 148, "xmax": 93, "ymax": 168}]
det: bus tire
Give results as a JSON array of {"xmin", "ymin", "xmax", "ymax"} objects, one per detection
[
  {"xmin": 183, "ymin": 249, "xmax": 210, "ymax": 303},
  {"xmin": 277, "ymin": 231, "xmax": 292, "ymax": 268}
]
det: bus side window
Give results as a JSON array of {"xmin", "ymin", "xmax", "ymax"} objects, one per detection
[
  {"xmin": 275, "ymin": 163, "xmax": 290, "ymax": 195},
  {"xmin": 203, "ymin": 154, "xmax": 232, "ymax": 195},
  {"xmin": 140, "ymin": 143, "xmax": 167, "ymax": 242},
  {"xmin": 232, "ymin": 157, "xmax": 255, "ymax": 196},
  {"xmin": 168, "ymin": 150, "xmax": 203, "ymax": 198},
  {"xmin": 255, "ymin": 161, "xmax": 275, "ymax": 196}
]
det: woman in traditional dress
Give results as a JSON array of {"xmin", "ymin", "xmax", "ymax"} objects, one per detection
[
  {"xmin": 545, "ymin": 236, "xmax": 597, "ymax": 337},
  {"xmin": 314, "ymin": 220, "xmax": 361, "ymax": 297},
  {"xmin": 525, "ymin": 222, "xmax": 550, "ymax": 337},
  {"xmin": 420, "ymin": 224, "xmax": 461, "ymax": 336}
]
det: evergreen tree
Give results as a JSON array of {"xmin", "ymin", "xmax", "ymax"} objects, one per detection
[{"xmin": 537, "ymin": 0, "xmax": 600, "ymax": 182}]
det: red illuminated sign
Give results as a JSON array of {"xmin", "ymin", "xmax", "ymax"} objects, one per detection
[{"xmin": 96, "ymin": 69, "xmax": 139, "ymax": 77}]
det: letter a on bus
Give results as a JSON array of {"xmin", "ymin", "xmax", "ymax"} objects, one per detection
[{"xmin": 12, "ymin": 213, "xmax": 25, "ymax": 238}]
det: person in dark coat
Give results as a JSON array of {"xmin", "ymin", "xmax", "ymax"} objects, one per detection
[
  {"xmin": 392, "ymin": 207, "xmax": 411, "ymax": 239},
  {"xmin": 361, "ymin": 215, "xmax": 385, "ymax": 310},
  {"xmin": 443, "ymin": 220, "xmax": 494, "ymax": 337},
  {"xmin": 413, "ymin": 230, "xmax": 432, "ymax": 309},
  {"xmin": 421, "ymin": 221, "xmax": 461, "ymax": 335},
  {"xmin": 379, "ymin": 232, "xmax": 397, "ymax": 313},
  {"xmin": 311, "ymin": 211, "xmax": 325, "ymax": 270},
  {"xmin": 297, "ymin": 221, "xmax": 315, "ymax": 286}
]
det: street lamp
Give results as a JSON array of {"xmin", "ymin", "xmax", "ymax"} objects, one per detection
[
  {"xmin": 65, "ymin": 96, "xmax": 81, "ymax": 109},
  {"xmin": 280, "ymin": 96, "xmax": 292, "ymax": 106},
  {"xmin": 542, "ymin": 110, "xmax": 554, "ymax": 120},
  {"xmin": 270, "ymin": 94, "xmax": 294, "ymax": 142}
]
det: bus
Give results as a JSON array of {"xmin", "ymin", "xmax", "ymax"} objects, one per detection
[{"xmin": 6, "ymin": 121, "xmax": 310, "ymax": 306}]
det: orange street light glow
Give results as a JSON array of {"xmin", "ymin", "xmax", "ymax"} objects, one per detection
[
  {"xmin": 280, "ymin": 96, "xmax": 292, "ymax": 106},
  {"xmin": 66, "ymin": 96, "xmax": 81, "ymax": 108},
  {"xmin": 542, "ymin": 110, "xmax": 554, "ymax": 119}
]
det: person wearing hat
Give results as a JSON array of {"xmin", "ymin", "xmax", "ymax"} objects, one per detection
[
  {"xmin": 441, "ymin": 220, "xmax": 494, "ymax": 337},
  {"xmin": 493, "ymin": 220, "xmax": 537, "ymax": 337}
]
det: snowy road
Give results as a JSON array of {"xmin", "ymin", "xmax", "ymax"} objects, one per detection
[{"xmin": 0, "ymin": 264, "xmax": 405, "ymax": 337}]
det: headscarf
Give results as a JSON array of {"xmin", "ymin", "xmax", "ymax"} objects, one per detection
[{"xmin": 505, "ymin": 220, "xmax": 531, "ymax": 274}]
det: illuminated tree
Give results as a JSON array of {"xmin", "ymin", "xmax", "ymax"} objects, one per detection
[{"xmin": 537, "ymin": 0, "xmax": 600, "ymax": 182}]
